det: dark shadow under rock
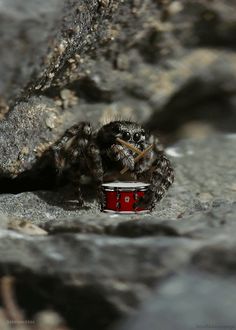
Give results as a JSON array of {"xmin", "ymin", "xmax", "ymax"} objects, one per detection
[
  {"xmin": 7, "ymin": 273, "xmax": 120, "ymax": 330},
  {"xmin": 106, "ymin": 219, "xmax": 180, "ymax": 238}
]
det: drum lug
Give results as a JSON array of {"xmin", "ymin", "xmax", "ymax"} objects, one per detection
[{"xmin": 116, "ymin": 202, "xmax": 121, "ymax": 210}]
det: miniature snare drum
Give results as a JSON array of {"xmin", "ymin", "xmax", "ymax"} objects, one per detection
[{"xmin": 101, "ymin": 182, "xmax": 150, "ymax": 214}]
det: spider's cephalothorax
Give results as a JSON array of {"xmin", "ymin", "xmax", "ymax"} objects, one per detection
[{"xmin": 52, "ymin": 120, "xmax": 174, "ymax": 209}]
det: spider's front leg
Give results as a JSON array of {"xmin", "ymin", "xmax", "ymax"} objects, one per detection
[
  {"xmin": 150, "ymin": 135, "xmax": 174, "ymax": 204},
  {"xmin": 135, "ymin": 154, "xmax": 174, "ymax": 210},
  {"xmin": 150, "ymin": 153, "xmax": 174, "ymax": 208},
  {"xmin": 135, "ymin": 136, "xmax": 174, "ymax": 210}
]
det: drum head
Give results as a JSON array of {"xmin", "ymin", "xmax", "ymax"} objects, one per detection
[{"xmin": 102, "ymin": 181, "xmax": 150, "ymax": 190}]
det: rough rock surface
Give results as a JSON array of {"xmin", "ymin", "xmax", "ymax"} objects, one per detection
[
  {"xmin": 116, "ymin": 272, "xmax": 236, "ymax": 330},
  {"xmin": 0, "ymin": 135, "xmax": 235, "ymax": 329},
  {"xmin": 0, "ymin": 0, "xmax": 236, "ymax": 176},
  {"xmin": 0, "ymin": 0, "xmax": 235, "ymax": 329},
  {"xmin": 0, "ymin": 135, "xmax": 235, "ymax": 224},
  {"xmin": 0, "ymin": 0, "xmax": 64, "ymax": 101}
]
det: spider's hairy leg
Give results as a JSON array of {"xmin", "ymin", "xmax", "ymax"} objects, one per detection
[
  {"xmin": 69, "ymin": 168, "xmax": 84, "ymax": 206},
  {"xmin": 136, "ymin": 135, "xmax": 174, "ymax": 210},
  {"xmin": 150, "ymin": 153, "xmax": 174, "ymax": 206},
  {"xmin": 52, "ymin": 122, "xmax": 92, "ymax": 172},
  {"xmin": 87, "ymin": 143, "xmax": 104, "ymax": 199},
  {"xmin": 149, "ymin": 134, "xmax": 174, "ymax": 205},
  {"xmin": 110, "ymin": 144, "xmax": 135, "ymax": 170},
  {"xmin": 87, "ymin": 144, "xmax": 103, "ymax": 183},
  {"xmin": 135, "ymin": 154, "xmax": 174, "ymax": 210}
]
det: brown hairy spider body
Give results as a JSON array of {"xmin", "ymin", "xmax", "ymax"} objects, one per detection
[{"xmin": 52, "ymin": 120, "xmax": 174, "ymax": 210}]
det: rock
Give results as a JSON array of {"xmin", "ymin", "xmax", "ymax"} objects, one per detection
[
  {"xmin": 0, "ymin": 134, "xmax": 235, "ymax": 227},
  {"xmin": 0, "ymin": 232, "xmax": 199, "ymax": 291},
  {"xmin": 0, "ymin": 230, "xmax": 200, "ymax": 329},
  {"xmin": 107, "ymin": 202, "xmax": 236, "ymax": 240},
  {"xmin": 0, "ymin": 0, "xmax": 235, "ymax": 178},
  {"xmin": 0, "ymin": 0, "xmax": 235, "ymax": 328},
  {"xmin": 0, "ymin": 0, "xmax": 64, "ymax": 101},
  {"xmin": 35, "ymin": 310, "xmax": 68, "ymax": 330},
  {"xmin": 0, "ymin": 97, "xmax": 63, "ymax": 177},
  {"xmin": 191, "ymin": 220, "xmax": 236, "ymax": 276},
  {"xmin": 146, "ymin": 50, "xmax": 236, "ymax": 141},
  {"xmin": 116, "ymin": 271, "xmax": 236, "ymax": 330},
  {"xmin": 0, "ymin": 135, "xmax": 234, "ymax": 328},
  {"xmin": 8, "ymin": 220, "xmax": 48, "ymax": 236}
]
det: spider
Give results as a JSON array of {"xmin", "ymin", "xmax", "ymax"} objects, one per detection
[{"xmin": 52, "ymin": 120, "xmax": 174, "ymax": 210}]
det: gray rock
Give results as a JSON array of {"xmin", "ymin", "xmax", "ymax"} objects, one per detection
[
  {"xmin": 0, "ymin": 135, "xmax": 234, "ymax": 328},
  {"xmin": 0, "ymin": 97, "xmax": 63, "ymax": 176},
  {"xmin": 191, "ymin": 229, "xmax": 236, "ymax": 276},
  {"xmin": 0, "ymin": 134, "xmax": 235, "ymax": 229},
  {"xmin": 116, "ymin": 271, "xmax": 236, "ymax": 330},
  {"xmin": 0, "ymin": 0, "xmax": 236, "ymax": 176},
  {"xmin": 0, "ymin": 230, "xmax": 200, "ymax": 316},
  {"xmin": 0, "ymin": 0, "xmax": 235, "ymax": 328},
  {"xmin": 107, "ymin": 202, "xmax": 236, "ymax": 240},
  {"xmin": 0, "ymin": 0, "xmax": 64, "ymax": 101}
]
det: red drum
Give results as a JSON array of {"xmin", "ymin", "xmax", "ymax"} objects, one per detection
[{"xmin": 101, "ymin": 182, "xmax": 150, "ymax": 214}]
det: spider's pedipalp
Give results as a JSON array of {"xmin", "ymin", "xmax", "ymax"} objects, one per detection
[{"xmin": 110, "ymin": 144, "xmax": 135, "ymax": 171}]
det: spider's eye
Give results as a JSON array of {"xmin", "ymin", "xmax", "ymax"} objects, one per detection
[
  {"xmin": 133, "ymin": 132, "xmax": 141, "ymax": 142},
  {"xmin": 122, "ymin": 131, "xmax": 131, "ymax": 140}
]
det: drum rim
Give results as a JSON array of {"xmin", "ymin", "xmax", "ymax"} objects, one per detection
[
  {"xmin": 102, "ymin": 181, "xmax": 150, "ymax": 189},
  {"xmin": 103, "ymin": 188, "xmax": 148, "ymax": 192},
  {"xmin": 102, "ymin": 209, "xmax": 150, "ymax": 214}
]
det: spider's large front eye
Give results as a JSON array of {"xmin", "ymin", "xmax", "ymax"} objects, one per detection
[
  {"xmin": 122, "ymin": 131, "xmax": 131, "ymax": 140},
  {"xmin": 133, "ymin": 132, "xmax": 141, "ymax": 142}
]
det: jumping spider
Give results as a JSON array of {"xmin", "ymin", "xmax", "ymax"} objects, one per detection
[{"xmin": 52, "ymin": 120, "xmax": 174, "ymax": 210}]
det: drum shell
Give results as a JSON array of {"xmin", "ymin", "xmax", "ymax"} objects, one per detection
[{"xmin": 101, "ymin": 182, "xmax": 150, "ymax": 214}]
